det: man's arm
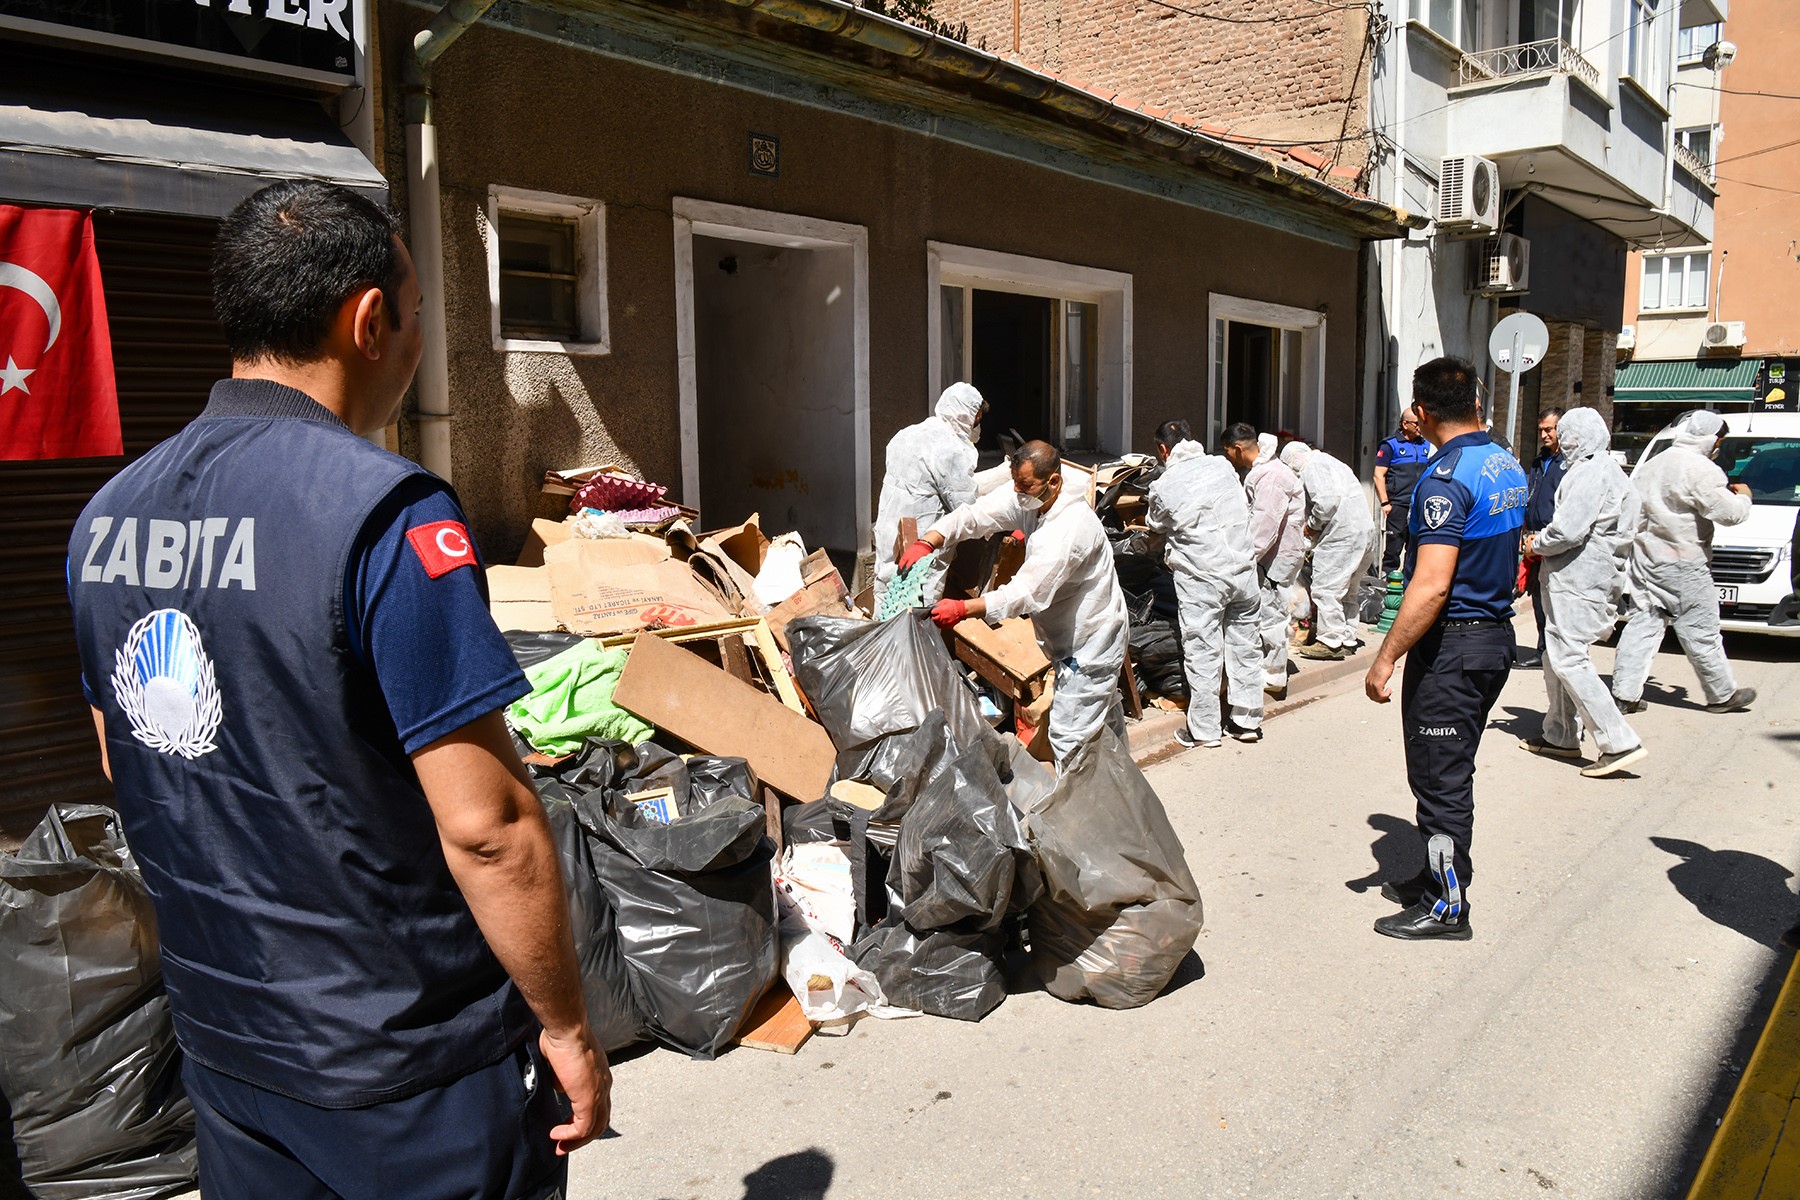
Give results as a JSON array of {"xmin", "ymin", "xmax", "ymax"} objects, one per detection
[
  {"xmin": 1364, "ymin": 542, "xmax": 1458, "ymax": 703},
  {"xmin": 920, "ymin": 486, "xmax": 1018, "ymax": 554},
  {"xmin": 412, "ymin": 710, "xmax": 610, "ymax": 1155},
  {"xmin": 1373, "ymin": 464, "xmax": 1391, "ymax": 509}
]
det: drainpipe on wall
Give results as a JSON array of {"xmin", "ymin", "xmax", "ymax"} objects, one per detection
[{"xmin": 402, "ymin": 0, "xmax": 499, "ymax": 483}]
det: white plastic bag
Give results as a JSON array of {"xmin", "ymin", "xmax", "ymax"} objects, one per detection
[
  {"xmin": 774, "ymin": 841, "xmax": 857, "ymax": 943},
  {"xmin": 779, "ymin": 919, "xmax": 916, "ymax": 1024},
  {"xmin": 753, "ymin": 533, "xmax": 809, "ymax": 607}
]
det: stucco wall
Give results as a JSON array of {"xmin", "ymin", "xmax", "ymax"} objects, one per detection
[{"xmin": 381, "ymin": 8, "xmax": 1364, "ymax": 559}]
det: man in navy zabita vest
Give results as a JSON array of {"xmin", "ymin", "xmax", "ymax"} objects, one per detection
[
  {"xmin": 67, "ymin": 181, "xmax": 608, "ymax": 1198},
  {"xmin": 1362, "ymin": 357, "xmax": 1527, "ymax": 942}
]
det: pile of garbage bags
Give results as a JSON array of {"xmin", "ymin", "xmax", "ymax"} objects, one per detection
[{"xmin": 1, "ymin": 804, "xmax": 196, "ymax": 1200}]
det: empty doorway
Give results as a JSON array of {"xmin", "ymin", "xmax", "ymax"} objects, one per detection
[
  {"xmin": 674, "ymin": 200, "xmax": 870, "ymax": 559},
  {"xmin": 1207, "ymin": 293, "xmax": 1326, "ymax": 446}
]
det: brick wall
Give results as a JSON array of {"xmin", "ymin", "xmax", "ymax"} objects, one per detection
[{"xmin": 930, "ymin": 0, "xmax": 1373, "ymax": 176}]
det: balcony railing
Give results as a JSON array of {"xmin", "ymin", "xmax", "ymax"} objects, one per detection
[
  {"xmin": 1458, "ymin": 38, "xmax": 1602, "ymax": 91},
  {"xmin": 1673, "ymin": 140, "xmax": 1715, "ymax": 183}
]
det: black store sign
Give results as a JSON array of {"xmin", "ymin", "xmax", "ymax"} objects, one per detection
[{"xmin": 0, "ymin": 0, "xmax": 358, "ymax": 82}]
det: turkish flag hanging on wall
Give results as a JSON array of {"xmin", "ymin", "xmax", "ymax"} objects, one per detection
[{"xmin": 0, "ymin": 205, "xmax": 121, "ymax": 460}]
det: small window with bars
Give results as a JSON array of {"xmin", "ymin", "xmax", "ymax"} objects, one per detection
[{"xmin": 486, "ymin": 187, "xmax": 609, "ymax": 353}]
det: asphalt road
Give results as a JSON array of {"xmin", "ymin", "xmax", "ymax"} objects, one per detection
[{"xmin": 570, "ymin": 622, "xmax": 1800, "ymax": 1200}]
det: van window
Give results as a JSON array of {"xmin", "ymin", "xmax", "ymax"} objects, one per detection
[{"xmin": 1722, "ymin": 438, "xmax": 1800, "ymax": 506}]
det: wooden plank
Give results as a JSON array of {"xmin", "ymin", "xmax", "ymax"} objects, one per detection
[
  {"xmin": 719, "ymin": 633, "xmax": 755, "ymax": 684},
  {"xmin": 611, "ymin": 633, "xmax": 835, "ymax": 802},
  {"xmin": 951, "ymin": 616, "xmax": 1052, "ymax": 687},
  {"xmin": 1119, "ymin": 649, "xmax": 1144, "ymax": 720},
  {"xmin": 598, "ymin": 619, "xmax": 806, "ymax": 715},
  {"xmin": 732, "ymin": 988, "xmax": 815, "ymax": 1054}
]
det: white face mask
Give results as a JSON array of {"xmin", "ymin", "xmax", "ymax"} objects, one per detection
[
  {"xmin": 1017, "ymin": 482, "xmax": 1053, "ymax": 513},
  {"xmin": 970, "ymin": 424, "xmax": 982, "ymax": 444}
]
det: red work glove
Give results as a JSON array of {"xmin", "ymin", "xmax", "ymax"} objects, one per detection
[
  {"xmin": 929, "ymin": 599, "xmax": 968, "ymax": 629},
  {"xmin": 897, "ymin": 539, "xmax": 935, "ymax": 572},
  {"xmin": 1009, "ymin": 530, "xmax": 1026, "ymax": 544}
]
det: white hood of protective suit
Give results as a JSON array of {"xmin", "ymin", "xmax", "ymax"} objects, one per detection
[
  {"xmin": 1555, "ymin": 406, "xmax": 1611, "ymax": 463},
  {"xmin": 1668, "ymin": 409, "xmax": 1725, "ymax": 455},
  {"xmin": 1258, "ymin": 433, "xmax": 1278, "ymax": 461},
  {"xmin": 934, "ymin": 382, "xmax": 984, "ymax": 443}
]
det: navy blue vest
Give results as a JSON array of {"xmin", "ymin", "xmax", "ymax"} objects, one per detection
[{"xmin": 67, "ymin": 379, "xmax": 531, "ymax": 1107}]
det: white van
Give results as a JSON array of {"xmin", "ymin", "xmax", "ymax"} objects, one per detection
[{"xmin": 1634, "ymin": 410, "xmax": 1800, "ymax": 637}]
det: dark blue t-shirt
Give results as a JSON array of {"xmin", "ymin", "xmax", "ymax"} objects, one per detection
[
  {"xmin": 347, "ymin": 477, "xmax": 529, "ymax": 753},
  {"xmin": 1405, "ymin": 432, "xmax": 1528, "ymax": 622},
  {"xmin": 1376, "ymin": 435, "xmax": 1433, "ymax": 506}
]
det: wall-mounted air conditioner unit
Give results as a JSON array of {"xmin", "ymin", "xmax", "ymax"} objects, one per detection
[
  {"xmin": 1702, "ymin": 321, "xmax": 1747, "ymax": 353},
  {"xmin": 1437, "ymin": 155, "xmax": 1501, "ymax": 234},
  {"xmin": 1617, "ymin": 325, "xmax": 1636, "ymax": 353},
  {"xmin": 1471, "ymin": 234, "xmax": 1530, "ymax": 295}
]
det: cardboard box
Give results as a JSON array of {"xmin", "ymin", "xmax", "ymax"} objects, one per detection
[
  {"xmin": 546, "ymin": 537, "xmax": 732, "ymax": 637},
  {"xmin": 951, "ymin": 616, "xmax": 1052, "ymax": 695},
  {"xmin": 515, "ymin": 517, "xmax": 574, "ymax": 568},
  {"xmin": 765, "ymin": 548, "xmax": 856, "ymax": 651},
  {"xmin": 612, "ymin": 632, "xmax": 836, "ymax": 802},
  {"xmin": 487, "ymin": 565, "xmax": 558, "ymax": 632}
]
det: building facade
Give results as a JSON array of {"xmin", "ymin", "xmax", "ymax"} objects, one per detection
[
  {"xmin": 1619, "ymin": 0, "xmax": 1796, "ymax": 457},
  {"xmin": 374, "ymin": 0, "xmax": 1414, "ymax": 568},
  {"xmin": 0, "ymin": 2, "xmax": 384, "ymax": 833}
]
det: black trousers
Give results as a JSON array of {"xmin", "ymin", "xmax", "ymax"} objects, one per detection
[
  {"xmin": 1400, "ymin": 623, "xmax": 1513, "ymax": 905},
  {"xmin": 1381, "ymin": 502, "xmax": 1410, "ymax": 575}
]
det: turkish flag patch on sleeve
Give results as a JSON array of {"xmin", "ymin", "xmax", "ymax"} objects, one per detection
[{"xmin": 406, "ymin": 520, "xmax": 477, "ymax": 578}]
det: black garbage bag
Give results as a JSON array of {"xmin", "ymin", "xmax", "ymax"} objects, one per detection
[
  {"xmin": 1021, "ymin": 728, "xmax": 1203, "ymax": 1010},
  {"xmin": 788, "ymin": 614, "xmax": 992, "ymax": 779},
  {"xmin": 1357, "ymin": 568, "xmax": 1387, "ymax": 625},
  {"xmin": 1129, "ymin": 616, "xmax": 1188, "ymax": 700},
  {"xmin": 890, "ymin": 737, "xmax": 1040, "ymax": 932},
  {"xmin": 503, "ymin": 629, "xmax": 586, "ymax": 671},
  {"xmin": 826, "ymin": 712, "xmax": 966, "ymax": 937},
  {"xmin": 537, "ymin": 783, "xmax": 648, "ymax": 1054},
  {"xmin": 574, "ymin": 790, "xmax": 778, "ymax": 1060},
  {"xmin": 0, "ymin": 804, "xmax": 196, "ymax": 1200},
  {"xmin": 686, "ymin": 756, "xmax": 759, "ymax": 813},
  {"xmin": 850, "ymin": 919, "xmax": 1007, "ymax": 1022}
]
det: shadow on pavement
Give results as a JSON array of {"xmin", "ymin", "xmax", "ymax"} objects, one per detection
[
  {"xmin": 1489, "ymin": 704, "xmax": 1541, "ymax": 739},
  {"xmin": 1724, "ymin": 632, "xmax": 1800, "ymax": 664},
  {"xmin": 741, "ymin": 1147, "xmax": 834, "ymax": 1200},
  {"xmin": 1642, "ymin": 838, "xmax": 1799, "ymax": 1196},
  {"xmin": 1649, "ymin": 837, "xmax": 1795, "ymax": 948},
  {"xmin": 1344, "ymin": 813, "xmax": 1418, "ymax": 895},
  {"xmin": 1159, "ymin": 951, "xmax": 1207, "ymax": 998}
]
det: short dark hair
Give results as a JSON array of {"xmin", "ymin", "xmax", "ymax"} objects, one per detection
[
  {"xmin": 1155, "ymin": 418, "xmax": 1194, "ymax": 449},
  {"xmin": 1220, "ymin": 422, "xmax": 1260, "ymax": 450},
  {"xmin": 1014, "ymin": 440, "xmax": 1062, "ymax": 481},
  {"xmin": 213, "ymin": 180, "xmax": 403, "ymax": 363},
  {"xmin": 1538, "ymin": 406, "xmax": 1565, "ymax": 423},
  {"xmin": 1412, "ymin": 357, "xmax": 1480, "ymax": 424}
]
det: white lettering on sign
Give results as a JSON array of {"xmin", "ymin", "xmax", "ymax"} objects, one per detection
[
  {"xmin": 196, "ymin": 0, "xmax": 352, "ymax": 42},
  {"xmin": 81, "ymin": 515, "xmax": 258, "ymax": 592}
]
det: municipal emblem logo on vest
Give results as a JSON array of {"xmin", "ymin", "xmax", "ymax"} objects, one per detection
[
  {"xmin": 1422, "ymin": 495, "xmax": 1454, "ymax": 530},
  {"xmin": 111, "ymin": 609, "xmax": 222, "ymax": 759}
]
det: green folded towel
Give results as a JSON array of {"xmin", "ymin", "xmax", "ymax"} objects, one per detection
[{"xmin": 506, "ymin": 640, "xmax": 653, "ymax": 755}]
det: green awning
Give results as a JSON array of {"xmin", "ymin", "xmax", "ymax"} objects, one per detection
[{"xmin": 1614, "ymin": 358, "xmax": 1761, "ymax": 406}]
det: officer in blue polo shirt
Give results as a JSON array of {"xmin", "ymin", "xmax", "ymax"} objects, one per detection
[
  {"xmin": 1373, "ymin": 406, "xmax": 1433, "ymax": 574},
  {"xmin": 67, "ymin": 181, "xmax": 608, "ymax": 1197},
  {"xmin": 1363, "ymin": 357, "xmax": 1527, "ymax": 941}
]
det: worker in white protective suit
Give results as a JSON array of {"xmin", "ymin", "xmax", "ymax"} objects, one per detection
[
  {"xmin": 870, "ymin": 383, "xmax": 987, "ymax": 612},
  {"xmin": 897, "ymin": 441, "xmax": 1130, "ymax": 768},
  {"xmin": 1279, "ymin": 441, "xmax": 1376, "ymax": 661},
  {"xmin": 1222, "ymin": 423, "xmax": 1306, "ymax": 699},
  {"xmin": 1517, "ymin": 408, "xmax": 1649, "ymax": 778},
  {"xmin": 1138, "ymin": 418, "xmax": 1263, "ymax": 748},
  {"xmin": 1612, "ymin": 410, "xmax": 1757, "ymax": 714}
]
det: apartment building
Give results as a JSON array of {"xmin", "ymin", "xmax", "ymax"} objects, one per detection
[{"xmin": 1618, "ymin": 0, "xmax": 1796, "ymax": 461}]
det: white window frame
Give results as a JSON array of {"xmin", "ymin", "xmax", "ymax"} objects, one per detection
[
  {"xmin": 1624, "ymin": 0, "xmax": 1667, "ymax": 97},
  {"xmin": 1676, "ymin": 124, "xmax": 1715, "ymax": 166},
  {"xmin": 1640, "ymin": 249, "xmax": 1711, "ymax": 313},
  {"xmin": 485, "ymin": 185, "xmax": 609, "ymax": 355},
  {"xmin": 1205, "ymin": 294, "xmax": 1328, "ymax": 446},
  {"xmin": 1676, "ymin": 21, "xmax": 1719, "ymax": 63},
  {"xmin": 925, "ymin": 242, "xmax": 1133, "ymax": 455}
]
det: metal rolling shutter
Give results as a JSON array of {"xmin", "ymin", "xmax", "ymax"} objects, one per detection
[{"xmin": 0, "ymin": 211, "xmax": 226, "ymax": 836}]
